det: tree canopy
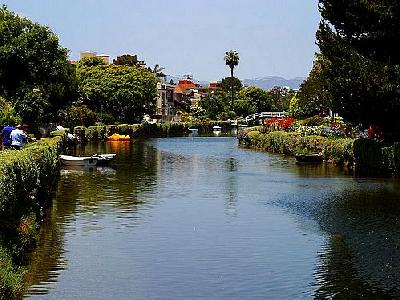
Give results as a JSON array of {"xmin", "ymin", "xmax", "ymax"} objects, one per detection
[
  {"xmin": 113, "ymin": 54, "xmax": 138, "ymax": 66},
  {"xmin": 315, "ymin": 0, "xmax": 400, "ymax": 140},
  {"xmin": 0, "ymin": 6, "xmax": 76, "ymax": 129},
  {"xmin": 76, "ymin": 64, "xmax": 158, "ymax": 123}
]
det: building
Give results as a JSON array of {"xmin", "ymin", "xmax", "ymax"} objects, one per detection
[
  {"xmin": 157, "ymin": 82, "xmax": 175, "ymax": 121},
  {"xmin": 173, "ymin": 79, "xmax": 197, "ymax": 110},
  {"xmin": 80, "ymin": 51, "xmax": 110, "ymax": 64}
]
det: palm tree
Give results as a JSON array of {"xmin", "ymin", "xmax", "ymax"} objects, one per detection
[
  {"xmin": 224, "ymin": 50, "xmax": 240, "ymax": 106},
  {"xmin": 152, "ymin": 64, "xmax": 166, "ymax": 80}
]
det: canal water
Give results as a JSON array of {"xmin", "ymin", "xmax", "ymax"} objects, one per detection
[{"xmin": 23, "ymin": 137, "xmax": 400, "ymax": 299}]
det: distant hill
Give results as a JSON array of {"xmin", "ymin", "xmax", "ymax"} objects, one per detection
[{"xmin": 242, "ymin": 76, "xmax": 305, "ymax": 90}]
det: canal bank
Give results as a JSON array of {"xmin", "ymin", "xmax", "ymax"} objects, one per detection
[
  {"xmin": 238, "ymin": 127, "xmax": 400, "ymax": 176},
  {"xmin": 72, "ymin": 121, "xmax": 233, "ymax": 142},
  {"xmin": 0, "ymin": 135, "xmax": 64, "ymax": 299},
  {"xmin": 20, "ymin": 137, "xmax": 400, "ymax": 299}
]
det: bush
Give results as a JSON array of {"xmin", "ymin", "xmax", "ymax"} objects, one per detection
[
  {"xmin": 240, "ymin": 130, "xmax": 355, "ymax": 165},
  {"xmin": 0, "ymin": 136, "xmax": 63, "ymax": 299}
]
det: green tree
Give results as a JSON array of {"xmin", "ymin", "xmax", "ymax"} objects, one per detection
[
  {"xmin": 113, "ymin": 54, "xmax": 138, "ymax": 66},
  {"xmin": 269, "ymin": 86, "xmax": 294, "ymax": 111},
  {"xmin": 79, "ymin": 56, "xmax": 106, "ymax": 67},
  {"xmin": 237, "ymin": 86, "xmax": 275, "ymax": 115},
  {"xmin": 317, "ymin": 0, "xmax": 400, "ymax": 140},
  {"xmin": 296, "ymin": 54, "xmax": 332, "ymax": 118},
  {"xmin": 76, "ymin": 64, "xmax": 158, "ymax": 123},
  {"xmin": 0, "ymin": 96, "xmax": 21, "ymax": 126},
  {"xmin": 0, "ymin": 6, "xmax": 76, "ymax": 129},
  {"xmin": 224, "ymin": 50, "xmax": 240, "ymax": 106},
  {"xmin": 200, "ymin": 91, "xmax": 232, "ymax": 120},
  {"xmin": 319, "ymin": 0, "xmax": 400, "ymax": 65}
]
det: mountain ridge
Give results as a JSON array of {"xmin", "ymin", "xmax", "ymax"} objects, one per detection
[{"xmin": 242, "ymin": 76, "xmax": 305, "ymax": 90}]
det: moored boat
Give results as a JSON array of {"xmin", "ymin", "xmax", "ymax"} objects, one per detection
[
  {"xmin": 213, "ymin": 125, "xmax": 222, "ymax": 131},
  {"xmin": 60, "ymin": 155, "xmax": 98, "ymax": 167},
  {"xmin": 294, "ymin": 153, "xmax": 323, "ymax": 163},
  {"xmin": 60, "ymin": 153, "xmax": 116, "ymax": 167}
]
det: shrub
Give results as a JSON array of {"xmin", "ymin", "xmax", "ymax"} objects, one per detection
[
  {"xmin": 0, "ymin": 136, "xmax": 63, "ymax": 299},
  {"xmin": 240, "ymin": 130, "xmax": 355, "ymax": 165}
]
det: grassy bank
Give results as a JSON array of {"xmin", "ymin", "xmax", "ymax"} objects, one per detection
[
  {"xmin": 73, "ymin": 121, "xmax": 232, "ymax": 141},
  {"xmin": 239, "ymin": 129, "xmax": 354, "ymax": 166},
  {"xmin": 0, "ymin": 136, "xmax": 63, "ymax": 299}
]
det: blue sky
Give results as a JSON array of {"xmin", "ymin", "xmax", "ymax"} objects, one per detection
[{"xmin": 1, "ymin": 0, "xmax": 321, "ymax": 81}]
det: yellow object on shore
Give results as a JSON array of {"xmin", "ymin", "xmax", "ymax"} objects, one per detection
[{"xmin": 106, "ymin": 133, "xmax": 131, "ymax": 141}]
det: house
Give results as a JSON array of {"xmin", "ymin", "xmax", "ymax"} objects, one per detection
[
  {"xmin": 157, "ymin": 82, "xmax": 175, "ymax": 121},
  {"xmin": 80, "ymin": 51, "xmax": 110, "ymax": 64},
  {"xmin": 173, "ymin": 79, "xmax": 197, "ymax": 110}
]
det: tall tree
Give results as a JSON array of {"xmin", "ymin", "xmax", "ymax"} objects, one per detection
[
  {"xmin": 0, "ymin": 6, "xmax": 76, "ymax": 129},
  {"xmin": 76, "ymin": 64, "xmax": 158, "ymax": 123},
  {"xmin": 224, "ymin": 50, "xmax": 240, "ymax": 106},
  {"xmin": 317, "ymin": 0, "xmax": 400, "ymax": 140},
  {"xmin": 113, "ymin": 54, "xmax": 138, "ymax": 66}
]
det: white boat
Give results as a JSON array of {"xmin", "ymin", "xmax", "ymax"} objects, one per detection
[
  {"xmin": 188, "ymin": 128, "xmax": 198, "ymax": 133},
  {"xmin": 60, "ymin": 153, "xmax": 116, "ymax": 167},
  {"xmin": 213, "ymin": 125, "xmax": 222, "ymax": 131},
  {"xmin": 60, "ymin": 155, "xmax": 98, "ymax": 167}
]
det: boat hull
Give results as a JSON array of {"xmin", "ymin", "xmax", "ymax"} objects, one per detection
[
  {"xmin": 295, "ymin": 154, "xmax": 323, "ymax": 163},
  {"xmin": 60, "ymin": 155, "xmax": 98, "ymax": 167}
]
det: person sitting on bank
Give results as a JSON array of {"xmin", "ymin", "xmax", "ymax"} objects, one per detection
[
  {"xmin": 10, "ymin": 124, "xmax": 28, "ymax": 150},
  {"xmin": 1, "ymin": 122, "xmax": 16, "ymax": 149}
]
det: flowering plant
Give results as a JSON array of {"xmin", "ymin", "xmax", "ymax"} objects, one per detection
[{"xmin": 264, "ymin": 117, "xmax": 296, "ymax": 131}]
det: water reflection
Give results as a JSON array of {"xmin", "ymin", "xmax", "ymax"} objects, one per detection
[
  {"xmin": 22, "ymin": 137, "xmax": 400, "ymax": 299},
  {"xmin": 312, "ymin": 183, "xmax": 400, "ymax": 298},
  {"xmin": 24, "ymin": 140, "xmax": 159, "ymax": 295}
]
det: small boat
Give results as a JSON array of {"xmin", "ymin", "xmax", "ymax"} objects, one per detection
[
  {"xmin": 92, "ymin": 153, "xmax": 117, "ymax": 165},
  {"xmin": 60, "ymin": 155, "xmax": 98, "ymax": 167},
  {"xmin": 295, "ymin": 153, "xmax": 323, "ymax": 163},
  {"xmin": 213, "ymin": 125, "xmax": 222, "ymax": 131},
  {"xmin": 188, "ymin": 128, "xmax": 198, "ymax": 134},
  {"xmin": 106, "ymin": 133, "xmax": 130, "ymax": 141},
  {"xmin": 60, "ymin": 153, "xmax": 116, "ymax": 167}
]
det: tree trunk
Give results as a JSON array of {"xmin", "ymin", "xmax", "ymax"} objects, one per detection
[{"xmin": 230, "ymin": 66, "xmax": 234, "ymax": 108}]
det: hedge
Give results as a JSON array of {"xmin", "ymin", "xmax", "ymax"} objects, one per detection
[
  {"xmin": 239, "ymin": 130, "xmax": 354, "ymax": 165},
  {"xmin": 74, "ymin": 121, "xmax": 232, "ymax": 141},
  {"xmin": 0, "ymin": 135, "xmax": 63, "ymax": 299}
]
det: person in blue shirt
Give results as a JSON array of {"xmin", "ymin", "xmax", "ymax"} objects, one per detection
[
  {"xmin": 10, "ymin": 124, "xmax": 28, "ymax": 150},
  {"xmin": 1, "ymin": 123, "xmax": 16, "ymax": 149}
]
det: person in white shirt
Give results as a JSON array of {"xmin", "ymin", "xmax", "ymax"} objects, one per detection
[{"xmin": 10, "ymin": 124, "xmax": 28, "ymax": 150}]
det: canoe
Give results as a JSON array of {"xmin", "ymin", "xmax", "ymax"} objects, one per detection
[{"xmin": 295, "ymin": 153, "xmax": 323, "ymax": 163}]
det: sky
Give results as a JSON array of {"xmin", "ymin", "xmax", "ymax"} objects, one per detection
[{"xmin": 1, "ymin": 0, "xmax": 321, "ymax": 81}]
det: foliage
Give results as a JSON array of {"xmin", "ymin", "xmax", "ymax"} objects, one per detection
[
  {"xmin": 189, "ymin": 105, "xmax": 207, "ymax": 121},
  {"xmin": 0, "ymin": 136, "xmax": 63, "ymax": 299},
  {"xmin": 76, "ymin": 64, "xmax": 158, "ymax": 124},
  {"xmin": 317, "ymin": 0, "xmax": 400, "ymax": 141},
  {"xmin": 237, "ymin": 86, "xmax": 275, "ymax": 114},
  {"xmin": 113, "ymin": 54, "xmax": 138, "ymax": 66},
  {"xmin": 200, "ymin": 91, "xmax": 232, "ymax": 120},
  {"xmin": 296, "ymin": 54, "xmax": 332, "ymax": 118},
  {"xmin": 269, "ymin": 86, "xmax": 295, "ymax": 111},
  {"xmin": 224, "ymin": 50, "xmax": 240, "ymax": 77},
  {"xmin": 239, "ymin": 130, "xmax": 354, "ymax": 165},
  {"xmin": 59, "ymin": 103, "xmax": 98, "ymax": 128},
  {"xmin": 0, "ymin": 6, "xmax": 77, "ymax": 129},
  {"xmin": 319, "ymin": 0, "xmax": 400, "ymax": 65},
  {"xmin": 220, "ymin": 77, "xmax": 242, "ymax": 94},
  {"xmin": 0, "ymin": 97, "xmax": 21, "ymax": 126},
  {"xmin": 78, "ymin": 56, "xmax": 106, "ymax": 67}
]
